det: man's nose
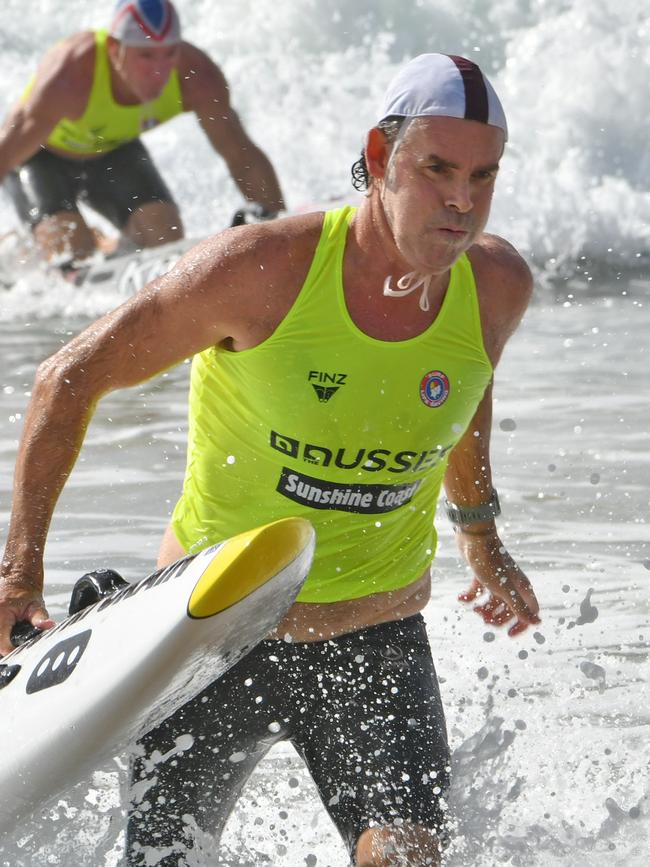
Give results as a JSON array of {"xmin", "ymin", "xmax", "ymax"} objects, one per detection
[
  {"xmin": 150, "ymin": 63, "xmax": 172, "ymax": 78},
  {"xmin": 444, "ymin": 179, "xmax": 473, "ymax": 213}
]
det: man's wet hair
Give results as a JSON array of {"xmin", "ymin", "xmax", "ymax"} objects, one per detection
[{"xmin": 350, "ymin": 117, "xmax": 405, "ymax": 192}]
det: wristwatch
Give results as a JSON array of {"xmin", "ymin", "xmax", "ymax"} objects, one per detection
[{"xmin": 445, "ymin": 489, "xmax": 501, "ymax": 525}]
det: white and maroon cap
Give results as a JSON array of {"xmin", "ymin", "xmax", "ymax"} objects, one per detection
[
  {"xmin": 378, "ymin": 53, "xmax": 508, "ymax": 140},
  {"xmin": 110, "ymin": 0, "xmax": 181, "ymax": 47}
]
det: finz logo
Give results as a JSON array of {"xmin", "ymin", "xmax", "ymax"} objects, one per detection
[
  {"xmin": 419, "ymin": 370, "xmax": 450, "ymax": 408},
  {"xmin": 308, "ymin": 370, "xmax": 347, "ymax": 403}
]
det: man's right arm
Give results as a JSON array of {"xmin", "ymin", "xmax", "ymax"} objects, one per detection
[
  {"xmin": 0, "ymin": 34, "xmax": 92, "ymax": 181},
  {"xmin": 0, "ymin": 218, "xmax": 311, "ymax": 654}
]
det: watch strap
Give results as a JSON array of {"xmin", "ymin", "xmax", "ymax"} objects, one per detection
[{"xmin": 445, "ymin": 490, "xmax": 501, "ymax": 525}]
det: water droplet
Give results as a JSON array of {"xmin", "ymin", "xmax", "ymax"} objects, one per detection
[
  {"xmin": 580, "ymin": 660, "xmax": 606, "ymax": 682},
  {"xmin": 229, "ymin": 751, "xmax": 247, "ymax": 763},
  {"xmin": 576, "ymin": 589, "xmax": 598, "ymax": 625}
]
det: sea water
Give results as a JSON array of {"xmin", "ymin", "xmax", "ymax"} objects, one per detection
[{"xmin": 0, "ymin": 0, "xmax": 649, "ymax": 864}]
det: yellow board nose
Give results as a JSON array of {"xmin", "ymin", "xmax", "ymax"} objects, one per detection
[{"xmin": 187, "ymin": 517, "xmax": 315, "ymax": 619}]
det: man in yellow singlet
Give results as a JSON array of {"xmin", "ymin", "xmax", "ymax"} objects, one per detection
[
  {"xmin": 0, "ymin": 0, "xmax": 284, "ymax": 271},
  {"xmin": 0, "ymin": 53, "xmax": 540, "ymax": 866}
]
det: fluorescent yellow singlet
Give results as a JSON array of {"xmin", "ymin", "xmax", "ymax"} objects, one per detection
[
  {"xmin": 42, "ymin": 30, "xmax": 184, "ymax": 155},
  {"xmin": 172, "ymin": 206, "xmax": 493, "ymax": 602}
]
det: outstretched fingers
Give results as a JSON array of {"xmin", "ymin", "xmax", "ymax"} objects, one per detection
[
  {"xmin": 474, "ymin": 594, "xmax": 515, "ymax": 626},
  {"xmin": 459, "ymin": 567, "xmax": 540, "ymax": 638}
]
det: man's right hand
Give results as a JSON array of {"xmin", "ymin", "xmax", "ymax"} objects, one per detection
[{"xmin": 0, "ymin": 580, "xmax": 55, "ymax": 656}]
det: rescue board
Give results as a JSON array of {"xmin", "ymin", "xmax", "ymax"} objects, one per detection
[
  {"xmin": 75, "ymin": 237, "xmax": 195, "ymax": 294},
  {"xmin": 0, "ymin": 516, "xmax": 315, "ymax": 836},
  {"xmin": 0, "ymin": 202, "xmax": 285, "ymax": 292},
  {"xmin": 71, "ymin": 201, "xmax": 290, "ymax": 293},
  {"xmin": 0, "ymin": 233, "xmax": 194, "ymax": 293}
]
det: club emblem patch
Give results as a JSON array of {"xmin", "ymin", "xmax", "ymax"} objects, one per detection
[{"xmin": 419, "ymin": 371, "xmax": 450, "ymax": 407}]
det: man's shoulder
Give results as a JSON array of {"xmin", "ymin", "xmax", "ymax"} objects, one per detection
[
  {"xmin": 45, "ymin": 31, "xmax": 96, "ymax": 72},
  {"xmin": 206, "ymin": 211, "xmax": 325, "ymax": 278},
  {"xmin": 470, "ymin": 233, "xmax": 531, "ymax": 287},
  {"xmin": 33, "ymin": 32, "xmax": 95, "ymax": 103},
  {"xmin": 466, "ymin": 234, "xmax": 533, "ymax": 359},
  {"xmin": 177, "ymin": 212, "xmax": 326, "ymax": 302},
  {"xmin": 177, "ymin": 42, "xmax": 227, "ymax": 106},
  {"xmin": 178, "ymin": 41, "xmax": 213, "ymax": 66},
  {"xmin": 174, "ymin": 212, "xmax": 326, "ymax": 348},
  {"xmin": 468, "ymin": 233, "xmax": 533, "ymax": 309}
]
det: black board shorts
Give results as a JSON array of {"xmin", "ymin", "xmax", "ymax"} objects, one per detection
[
  {"xmin": 126, "ymin": 614, "xmax": 451, "ymax": 866},
  {"xmin": 4, "ymin": 139, "xmax": 176, "ymax": 230}
]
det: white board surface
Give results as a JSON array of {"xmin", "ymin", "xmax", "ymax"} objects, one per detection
[{"xmin": 0, "ymin": 517, "xmax": 315, "ymax": 837}]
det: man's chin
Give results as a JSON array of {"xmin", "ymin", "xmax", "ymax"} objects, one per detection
[
  {"xmin": 140, "ymin": 90, "xmax": 164, "ymax": 102},
  {"xmin": 132, "ymin": 83, "xmax": 167, "ymax": 102},
  {"xmin": 415, "ymin": 247, "xmax": 466, "ymax": 274}
]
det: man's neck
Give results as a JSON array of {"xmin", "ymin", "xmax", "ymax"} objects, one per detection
[
  {"xmin": 350, "ymin": 195, "xmax": 451, "ymax": 304},
  {"xmin": 341, "ymin": 201, "xmax": 452, "ymax": 341},
  {"xmin": 107, "ymin": 55, "xmax": 144, "ymax": 106}
]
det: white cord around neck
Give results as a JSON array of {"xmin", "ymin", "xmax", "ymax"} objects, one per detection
[{"xmin": 383, "ymin": 271, "xmax": 433, "ymax": 312}]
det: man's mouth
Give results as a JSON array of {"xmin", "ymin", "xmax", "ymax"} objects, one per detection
[{"xmin": 437, "ymin": 226, "xmax": 469, "ymax": 236}]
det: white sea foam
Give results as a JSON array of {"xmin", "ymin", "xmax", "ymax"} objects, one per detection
[{"xmin": 1, "ymin": 0, "xmax": 648, "ymax": 316}]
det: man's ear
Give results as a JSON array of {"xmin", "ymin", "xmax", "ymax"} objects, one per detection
[
  {"xmin": 365, "ymin": 127, "xmax": 390, "ymax": 182},
  {"xmin": 106, "ymin": 36, "xmax": 120, "ymax": 65}
]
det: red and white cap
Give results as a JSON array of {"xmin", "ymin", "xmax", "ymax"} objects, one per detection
[
  {"xmin": 110, "ymin": 0, "xmax": 181, "ymax": 47},
  {"xmin": 378, "ymin": 53, "xmax": 508, "ymax": 140}
]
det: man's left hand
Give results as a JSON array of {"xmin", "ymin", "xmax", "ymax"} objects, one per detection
[{"xmin": 455, "ymin": 528, "xmax": 540, "ymax": 637}]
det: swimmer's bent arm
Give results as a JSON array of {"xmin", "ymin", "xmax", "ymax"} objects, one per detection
[
  {"xmin": 0, "ymin": 226, "xmax": 279, "ymax": 654},
  {"xmin": 179, "ymin": 44, "xmax": 285, "ymax": 214}
]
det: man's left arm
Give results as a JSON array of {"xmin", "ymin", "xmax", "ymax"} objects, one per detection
[
  {"xmin": 443, "ymin": 235, "xmax": 540, "ymax": 637},
  {"xmin": 179, "ymin": 44, "xmax": 285, "ymax": 215},
  {"xmin": 443, "ymin": 384, "xmax": 540, "ymax": 637}
]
